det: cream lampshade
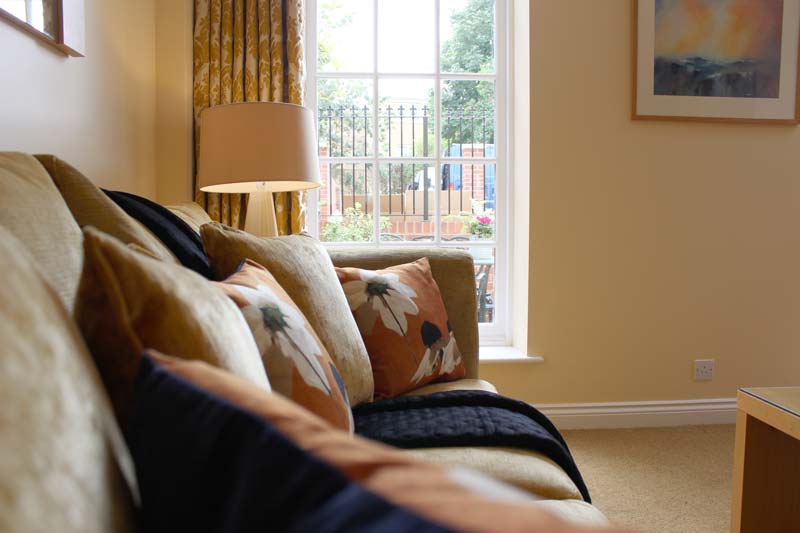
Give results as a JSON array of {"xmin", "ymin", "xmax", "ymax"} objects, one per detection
[{"xmin": 197, "ymin": 102, "xmax": 321, "ymax": 237}]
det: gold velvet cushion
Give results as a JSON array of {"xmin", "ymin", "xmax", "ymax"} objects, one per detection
[
  {"xmin": 336, "ymin": 258, "xmax": 466, "ymax": 399},
  {"xmin": 200, "ymin": 222, "xmax": 374, "ymax": 406},
  {"xmin": 35, "ymin": 154, "xmax": 177, "ymax": 263},
  {"xmin": 215, "ymin": 260, "xmax": 354, "ymax": 432},
  {"xmin": 0, "ymin": 226, "xmax": 136, "ymax": 533},
  {"xmin": 75, "ymin": 227, "xmax": 269, "ymax": 424},
  {"xmin": 0, "ymin": 152, "xmax": 84, "ymax": 310}
]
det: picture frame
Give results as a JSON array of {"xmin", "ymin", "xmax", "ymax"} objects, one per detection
[{"xmin": 633, "ymin": 0, "xmax": 800, "ymax": 124}]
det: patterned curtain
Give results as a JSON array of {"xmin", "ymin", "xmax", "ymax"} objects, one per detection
[{"xmin": 193, "ymin": 0, "xmax": 308, "ymax": 234}]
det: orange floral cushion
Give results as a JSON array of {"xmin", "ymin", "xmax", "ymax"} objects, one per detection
[
  {"xmin": 336, "ymin": 258, "xmax": 466, "ymax": 398},
  {"xmin": 216, "ymin": 260, "xmax": 353, "ymax": 432}
]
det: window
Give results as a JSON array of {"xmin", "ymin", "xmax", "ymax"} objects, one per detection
[{"xmin": 307, "ymin": 0, "xmax": 510, "ymax": 345}]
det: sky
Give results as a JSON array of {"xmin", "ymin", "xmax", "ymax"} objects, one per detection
[
  {"xmin": 320, "ymin": 0, "xmax": 472, "ymax": 100},
  {"xmin": 654, "ymin": 0, "xmax": 784, "ymax": 63}
]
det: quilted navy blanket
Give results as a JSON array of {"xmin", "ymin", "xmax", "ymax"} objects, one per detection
[{"xmin": 353, "ymin": 390, "xmax": 590, "ymax": 503}]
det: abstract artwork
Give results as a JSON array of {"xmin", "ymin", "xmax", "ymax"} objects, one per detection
[{"xmin": 634, "ymin": 0, "xmax": 800, "ymax": 122}]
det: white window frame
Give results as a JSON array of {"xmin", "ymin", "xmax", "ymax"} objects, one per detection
[{"xmin": 305, "ymin": 0, "xmax": 513, "ymax": 347}]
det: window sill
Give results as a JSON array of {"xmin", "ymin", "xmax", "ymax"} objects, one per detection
[{"xmin": 479, "ymin": 346, "xmax": 544, "ymax": 363}]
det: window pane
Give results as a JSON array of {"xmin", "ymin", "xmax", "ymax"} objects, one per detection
[
  {"xmin": 440, "ymin": 163, "xmax": 495, "ymax": 242},
  {"xmin": 378, "ymin": 0, "xmax": 435, "ymax": 73},
  {"xmin": 318, "ymin": 79, "xmax": 374, "ymax": 158},
  {"xmin": 318, "ymin": 163, "xmax": 376, "ymax": 243},
  {"xmin": 441, "ymin": 80, "xmax": 495, "ymax": 158},
  {"xmin": 378, "ymin": 163, "xmax": 438, "ymax": 242},
  {"xmin": 318, "ymin": 0, "xmax": 373, "ymax": 72},
  {"xmin": 440, "ymin": 0, "xmax": 495, "ymax": 74},
  {"xmin": 471, "ymin": 247, "xmax": 495, "ymax": 324},
  {"xmin": 379, "ymin": 79, "xmax": 435, "ymax": 158}
]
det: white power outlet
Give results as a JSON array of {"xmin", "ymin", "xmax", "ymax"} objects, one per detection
[{"xmin": 694, "ymin": 359, "xmax": 715, "ymax": 381}]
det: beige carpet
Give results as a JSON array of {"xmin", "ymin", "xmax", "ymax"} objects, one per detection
[{"xmin": 562, "ymin": 425, "xmax": 735, "ymax": 533}]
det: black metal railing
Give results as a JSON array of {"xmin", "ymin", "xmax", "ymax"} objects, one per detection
[{"xmin": 318, "ymin": 105, "xmax": 495, "ymax": 222}]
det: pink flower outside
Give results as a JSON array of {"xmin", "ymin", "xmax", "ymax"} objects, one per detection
[{"xmin": 476, "ymin": 216, "xmax": 493, "ymax": 225}]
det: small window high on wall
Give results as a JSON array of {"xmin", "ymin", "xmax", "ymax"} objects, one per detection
[{"xmin": 306, "ymin": 0, "xmax": 511, "ymax": 346}]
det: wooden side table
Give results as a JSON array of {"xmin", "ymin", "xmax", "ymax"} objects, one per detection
[{"xmin": 731, "ymin": 387, "xmax": 800, "ymax": 533}]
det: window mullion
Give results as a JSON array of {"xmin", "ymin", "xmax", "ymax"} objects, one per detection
[
  {"xmin": 371, "ymin": 0, "xmax": 381, "ymax": 246},
  {"xmin": 433, "ymin": 0, "xmax": 442, "ymax": 245}
]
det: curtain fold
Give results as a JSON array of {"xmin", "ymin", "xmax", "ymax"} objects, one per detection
[{"xmin": 193, "ymin": 0, "xmax": 308, "ymax": 234}]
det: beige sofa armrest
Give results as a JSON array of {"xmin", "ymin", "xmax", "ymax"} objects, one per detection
[{"xmin": 328, "ymin": 248, "xmax": 479, "ymax": 379}]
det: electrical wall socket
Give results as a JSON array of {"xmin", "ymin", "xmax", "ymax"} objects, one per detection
[{"xmin": 694, "ymin": 359, "xmax": 715, "ymax": 381}]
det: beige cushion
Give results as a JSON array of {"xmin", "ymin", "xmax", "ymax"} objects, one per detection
[
  {"xmin": 75, "ymin": 227, "xmax": 270, "ymax": 424},
  {"xmin": 0, "ymin": 226, "xmax": 136, "ymax": 533},
  {"xmin": 35, "ymin": 154, "xmax": 177, "ymax": 263},
  {"xmin": 167, "ymin": 201, "xmax": 213, "ymax": 234},
  {"xmin": 407, "ymin": 447, "xmax": 584, "ymax": 501},
  {"xmin": 201, "ymin": 223, "xmax": 374, "ymax": 406},
  {"xmin": 534, "ymin": 500, "xmax": 609, "ymax": 527},
  {"xmin": 403, "ymin": 378, "xmax": 498, "ymax": 396},
  {"xmin": 0, "ymin": 152, "xmax": 83, "ymax": 310}
]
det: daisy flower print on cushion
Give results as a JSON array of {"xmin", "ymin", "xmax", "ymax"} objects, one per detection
[
  {"xmin": 336, "ymin": 258, "xmax": 465, "ymax": 398},
  {"xmin": 216, "ymin": 260, "xmax": 354, "ymax": 432}
]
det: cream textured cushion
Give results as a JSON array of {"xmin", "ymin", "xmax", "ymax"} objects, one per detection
[
  {"xmin": 201, "ymin": 223, "xmax": 374, "ymax": 405},
  {"xmin": 0, "ymin": 226, "xmax": 136, "ymax": 533},
  {"xmin": 406, "ymin": 447, "xmax": 584, "ymax": 501},
  {"xmin": 534, "ymin": 500, "xmax": 610, "ymax": 527},
  {"xmin": 402, "ymin": 378, "xmax": 498, "ymax": 396},
  {"xmin": 167, "ymin": 201, "xmax": 214, "ymax": 234},
  {"xmin": 0, "ymin": 152, "xmax": 83, "ymax": 310},
  {"xmin": 35, "ymin": 154, "xmax": 177, "ymax": 263},
  {"xmin": 75, "ymin": 227, "xmax": 270, "ymax": 424}
]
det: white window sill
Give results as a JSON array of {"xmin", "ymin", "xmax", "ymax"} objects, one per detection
[{"xmin": 479, "ymin": 346, "xmax": 544, "ymax": 363}]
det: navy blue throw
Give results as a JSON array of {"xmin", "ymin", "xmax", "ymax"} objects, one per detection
[
  {"xmin": 103, "ymin": 190, "xmax": 214, "ymax": 279},
  {"xmin": 128, "ymin": 355, "xmax": 449, "ymax": 533},
  {"xmin": 353, "ymin": 390, "xmax": 591, "ymax": 503}
]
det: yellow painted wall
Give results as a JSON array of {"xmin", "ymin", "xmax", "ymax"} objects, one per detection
[
  {"xmin": 483, "ymin": 0, "xmax": 800, "ymax": 404},
  {"xmin": 0, "ymin": 0, "xmax": 158, "ymax": 197},
  {"xmin": 155, "ymin": 0, "xmax": 195, "ymax": 204}
]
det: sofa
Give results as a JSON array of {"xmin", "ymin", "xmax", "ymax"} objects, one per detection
[{"xmin": 0, "ymin": 152, "xmax": 614, "ymax": 532}]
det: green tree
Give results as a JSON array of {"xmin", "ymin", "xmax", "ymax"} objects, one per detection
[{"xmin": 436, "ymin": 0, "xmax": 495, "ymax": 147}]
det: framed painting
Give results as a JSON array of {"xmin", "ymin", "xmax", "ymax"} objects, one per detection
[{"xmin": 633, "ymin": 0, "xmax": 800, "ymax": 123}]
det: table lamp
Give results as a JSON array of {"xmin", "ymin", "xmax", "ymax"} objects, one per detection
[{"xmin": 197, "ymin": 102, "xmax": 321, "ymax": 237}]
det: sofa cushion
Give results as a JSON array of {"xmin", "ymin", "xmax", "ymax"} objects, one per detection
[
  {"xmin": 330, "ymin": 247, "xmax": 480, "ymax": 379},
  {"xmin": 0, "ymin": 152, "xmax": 83, "ymax": 310},
  {"xmin": 201, "ymin": 222, "xmax": 374, "ymax": 406},
  {"xmin": 151, "ymin": 352, "xmax": 611, "ymax": 532},
  {"xmin": 406, "ymin": 447, "xmax": 584, "ymax": 501},
  {"xmin": 337, "ymin": 258, "xmax": 466, "ymax": 398},
  {"xmin": 215, "ymin": 260, "xmax": 354, "ymax": 432},
  {"xmin": 130, "ymin": 352, "xmax": 439, "ymax": 533},
  {"xmin": 75, "ymin": 227, "xmax": 269, "ymax": 425},
  {"xmin": 0, "ymin": 226, "xmax": 136, "ymax": 533},
  {"xmin": 34, "ymin": 154, "xmax": 177, "ymax": 264},
  {"xmin": 104, "ymin": 190, "xmax": 213, "ymax": 279},
  {"xmin": 535, "ymin": 500, "xmax": 610, "ymax": 527},
  {"xmin": 167, "ymin": 201, "xmax": 214, "ymax": 234},
  {"xmin": 402, "ymin": 378, "xmax": 498, "ymax": 396}
]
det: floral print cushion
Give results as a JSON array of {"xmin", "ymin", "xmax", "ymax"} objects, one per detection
[
  {"xmin": 216, "ymin": 260, "xmax": 354, "ymax": 433},
  {"xmin": 336, "ymin": 258, "xmax": 466, "ymax": 399}
]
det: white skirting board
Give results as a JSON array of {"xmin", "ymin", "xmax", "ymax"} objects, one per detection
[{"xmin": 536, "ymin": 398, "xmax": 737, "ymax": 430}]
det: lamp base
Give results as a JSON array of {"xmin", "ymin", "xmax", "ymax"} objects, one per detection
[{"xmin": 244, "ymin": 191, "xmax": 279, "ymax": 237}]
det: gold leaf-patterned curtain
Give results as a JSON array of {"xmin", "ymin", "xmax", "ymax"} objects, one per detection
[{"xmin": 193, "ymin": 0, "xmax": 308, "ymax": 234}]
